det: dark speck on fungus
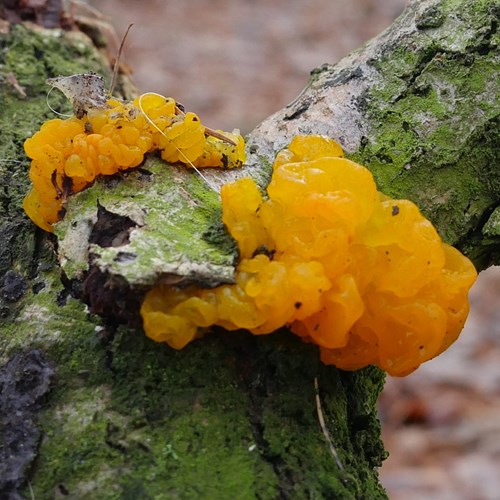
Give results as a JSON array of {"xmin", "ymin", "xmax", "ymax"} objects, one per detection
[
  {"xmin": 22, "ymin": 78, "xmax": 478, "ymax": 378},
  {"xmin": 140, "ymin": 135, "xmax": 477, "ymax": 377},
  {"xmin": 23, "ymin": 85, "xmax": 246, "ymax": 233}
]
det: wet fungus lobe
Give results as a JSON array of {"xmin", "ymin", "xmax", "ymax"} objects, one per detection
[
  {"xmin": 22, "ymin": 85, "xmax": 477, "ymax": 377},
  {"xmin": 141, "ymin": 135, "xmax": 477, "ymax": 377},
  {"xmin": 23, "ymin": 93, "xmax": 246, "ymax": 232}
]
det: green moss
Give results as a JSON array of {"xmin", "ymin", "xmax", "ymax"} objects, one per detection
[
  {"xmin": 29, "ymin": 329, "xmax": 266, "ymax": 498},
  {"xmin": 1, "ymin": 24, "xmax": 108, "ymax": 93},
  {"xmin": 56, "ymin": 157, "xmax": 238, "ymax": 286},
  {"xmin": 350, "ymin": 0, "xmax": 500, "ymax": 266},
  {"xmin": 415, "ymin": 5, "xmax": 445, "ymax": 29},
  {"xmin": 0, "ymin": 20, "xmax": 115, "ymax": 354},
  {"xmin": 483, "ymin": 206, "xmax": 500, "ymax": 237},
  {"xmin": 0, "ymin": 24, "xmax": 110, "ymax": 157},
  {"xmin": 1, "ymin": 268, "xmax": 123, "ymax": 498},
  {"xmin": 22, "ymin": 326, "xmax": 387, "ymax": 499},
  {"xmin": 0, "ymin": 24, "xmax": 111, "ymax": 277},
  {"xmin": 3, "ymin": 20, "xmax": 389, "ymax": 500}
]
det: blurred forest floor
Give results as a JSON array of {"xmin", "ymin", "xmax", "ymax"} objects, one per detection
[{"xmin": 86, "ymin": 1, "xmax": 500, "ymax": 498}]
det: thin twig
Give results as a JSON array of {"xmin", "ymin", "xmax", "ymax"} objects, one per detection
[
  {"xmin": 6, "ymin": 72, "xmax": 26, "ymax": 98},
  {"xmin": 175, "ymin": 105, "xmax": 236, "ymax": 146},
  {"xmin": 109, "ymin": 23, "xmax": 134, "ymax": 96},
  {"xmin": 314, "ymin": 376, "xmax": 344, "ymax": 470},
  {"xmin": 204, "ymin": 126, "xmax": 237, "ymax": 146},
  {"xmin": 28, "ymin": 480, "xmax": 35, "ymax": 500}
]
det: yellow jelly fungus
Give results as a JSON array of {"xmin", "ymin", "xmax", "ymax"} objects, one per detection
[
  {"xmin": 23, "ymin": 94, "xmax": 246, "ymax": 232},
  {"xmin": 140, "ymin": 135, "xmax": 477, "ymax": 376}
]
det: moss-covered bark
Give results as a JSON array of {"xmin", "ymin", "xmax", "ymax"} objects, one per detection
[
  {"xmin": 1, "ymin": 0, "xmax": 498, "ymax": 497},
  {"xmin": 249, "ymin": 0, "xmax": 500, "ymax": 269},
  {"xmin": 0, "ymin": 21, "xmax": 386, "ymax": 500}
]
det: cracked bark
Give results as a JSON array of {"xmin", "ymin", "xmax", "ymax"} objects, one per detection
[{"xmin": 0, "ymin": 0, "xmax": 499, "ymax": 498}]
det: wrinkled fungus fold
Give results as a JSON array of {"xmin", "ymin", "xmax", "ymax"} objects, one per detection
[
  {"xmin": 141, "ymin": 135, "xmax": 477, "ymax": 376},
  {"xmin": 23, "ymin": 93, "xmax": 246, "ymax": 232}
]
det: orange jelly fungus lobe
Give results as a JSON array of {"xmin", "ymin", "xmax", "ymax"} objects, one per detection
[
  {"xmin": 141, "ymin": 135, "xmax": 477, "ymax": 376},
  {"xmin": 23, "ymin": 93, "xmax": 246, "ymax": 232}
]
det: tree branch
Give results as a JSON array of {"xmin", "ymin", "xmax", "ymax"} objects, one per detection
[
  {"xmin": 1, "ymin": 0, "xmax": 498, "ymax": 497},
  {"xmin": 248, "ymin": 0, "xmax": 500, "ymax": 269}
]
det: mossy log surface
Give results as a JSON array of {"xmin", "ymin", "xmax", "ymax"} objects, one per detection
[
  {"xmin": 250, "ymin": 0, "xmax": 500, "ymax": 269},
  {"xmin": 0, "ymin": 0, "xmax": 499, "ymax": 497}
]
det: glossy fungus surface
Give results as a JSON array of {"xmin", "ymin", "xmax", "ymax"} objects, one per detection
[
  {"xmin": 23, "ymin": 94, "xmax": 245, "ymax": 232},
  {"xmin": 141, "ymin": 135, "xmax": 477, "ymax": 376}
]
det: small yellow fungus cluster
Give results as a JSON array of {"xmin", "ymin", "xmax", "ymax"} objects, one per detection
[
  {"xmin": 141, "ymin": 135, "xmax": 477, "ymax": 376},
  {"xmin": 23, "ymin": 94, "xmax": 246, "ymax": 232}
]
